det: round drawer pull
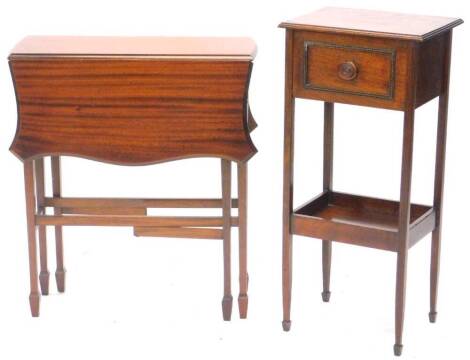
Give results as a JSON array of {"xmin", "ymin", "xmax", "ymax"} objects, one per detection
[{"xmin": 338, "ymin": 61, "xmax": 358, "ymax": 81}]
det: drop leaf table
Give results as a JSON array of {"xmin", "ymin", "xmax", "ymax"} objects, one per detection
[{"xmin": 9, "ymin": 36, "xmax": 257, "ymax": 321}]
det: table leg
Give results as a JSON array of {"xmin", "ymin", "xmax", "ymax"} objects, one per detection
[
  {"xmin": 322, "ymin": 102, "xmax": 334, "ymax": 302},
  {"xmin": 24, "ymin": 160, "xmax": 40, "ymax": 316},
  {"xmin": 237, "ymin": 162, "xmax": 248, "ymax": 319},
  {"xmin": 394, "ymin": 107, "xmax": 415, "ymax": 356},
  {"xmin": 221, "ymin": 159, "xmax": 232, "ymax": 321},
  {"xmin": 282, "ymin": 29, "xmax": 295, "ymax": 332},
  {"xmin": 35, "ymin": 158, "xmax": 50, "ymax": 295},
  {"xmin": 322, "ymin": 241, "xmax": 332, "ymax": 302},
  {"xmin": 51, "ymin": 156, "xmax": 66, "ymax": 292},
  {"xmin": 430, "ymin": 31, "xmax": 452, "ymax": 324}
]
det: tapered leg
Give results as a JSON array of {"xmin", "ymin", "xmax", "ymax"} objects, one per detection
[
  {"xmin": 322, "ymin": 102, "xmax": 334, "ymax": 302},
  {"xmin": 394, "ymin": 250, "xmax": 408, "ymax": 357},
  {"xmin": 322, "ymin": 241, "xmax": 332, "ymax": 302},
  {"xmin": 35, "ymin": 158, "xmax": 50, "ymax": 296},
  {"xmin": 51, "ymin": 156, "xmax": 66, "ymax": 292},
  {"xmin": 221, "ymin": 159, "xmax": 232, "ymax": 321},
  {"xmin": 430, "ymin": 31, "xmax": 452, "ymax": 324},
  {"xmin": 282, "ymin": 30, "xmax": 295, "ymax": 332},
  {"xmin": 237, "ymin": 162, "xmax": 248, "ymax": 319},
  {"xmin": 394, "ymin": 107, "xmax": 416, "ymax": 357},
  {"xmin": 24, "ymin": 160, "xmax": 40, "ymax": 317},
  {"xmin": 429, "ymin": 230, "xmax": 440, "ymax": 323}
]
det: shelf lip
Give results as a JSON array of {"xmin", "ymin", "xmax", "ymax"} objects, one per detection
[
  {"xmin": 292, "ymin": 213, "xmax": 398, "ymax": 251},
  {"xmin": 409, "ymin": 208, "xmax": 436, "ymax": 248},
  {"xmin": 292, "ymin": 190, "xmax": 434, "ymax": 252},
  {"xmin": 293, "ymin": 190, "xmax": 329, "ymax": 214}
]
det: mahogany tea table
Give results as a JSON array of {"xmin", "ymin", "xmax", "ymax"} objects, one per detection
[
  {"xmin": 279, "ymin": 7, "xmax": 462, "ymax": 356},
  {"xmin": 9, "ymin": 36, "xmax": 257, "ymax": 321}
]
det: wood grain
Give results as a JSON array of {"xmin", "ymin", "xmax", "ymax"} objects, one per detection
[
  {"xmin": 9, "ymin": 58, "xmax": 256, "ymax": 164},
  {"xmin": 415, "ymin": 32, "xmax": 447, "ymax": 108},
  {"xmin": 280, "ymin": 7, "xmax": 462, "ymax": 41},
  {"xmin": 305, "ymin": 41, "xmax": 394, "ymax": 99},
  {"xmin": 292, "ymin": 31, "xmax": 411, "ymax": 110}
]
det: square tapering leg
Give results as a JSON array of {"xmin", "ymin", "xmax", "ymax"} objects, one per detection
[
  {"xmin": 24, "ymin": 160, "xmax": 40, "ymax": 317},
  {"xmin": 282, "ymin": 29, "xmax": 295, "ymax": 332},
  {"xmin": 430, "ymin": 33, "xmax": 452, "ymax": 324},
  {"xmin": 322, "ymin": 102, "xmax": 334, "ymax": 303},
  {"xmin": 221, "ymin": 159, "xmax": 233, "ymax": 321},
  {"xmin": 35, "ymin": 158, "xmax": 50, "ymax": 296},
  {"xmin": 51, "ymin": 156, "xmax": 66, "ymax": 293},
  {"xmin": 237, "ymin": 162, "xmax": 248, "ymax": 319},
  {"xmin": 395, "ymin": 67, "xmax": 417, "ymax": 354}
]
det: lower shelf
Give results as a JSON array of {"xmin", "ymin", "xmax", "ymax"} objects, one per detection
[{"xmin": 292, "ymin": 191, "xmax": 435, "ymax": 252}]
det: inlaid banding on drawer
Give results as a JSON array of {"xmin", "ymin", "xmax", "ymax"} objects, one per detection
[{"xmin": 303, "ymin": 41, "xmax": 396, "ymax": 100}]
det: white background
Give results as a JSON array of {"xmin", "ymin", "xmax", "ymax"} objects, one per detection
[{"xmin": 0, "ymin": 1, "xmax": 468, "ymax": 359}]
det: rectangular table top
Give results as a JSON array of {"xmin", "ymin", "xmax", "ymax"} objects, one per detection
[
  {"xmin": 279, "ymin": 7, "xmax": 463, "ymax": 41},
  {"xmin": 9, "ymin": 36, "xmax": 257, "ymax": 60}
]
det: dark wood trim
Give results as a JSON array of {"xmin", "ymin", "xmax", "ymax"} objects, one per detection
[{"xmin": 303, "ymin": 41, "xmax": 396, "ymax": 99}]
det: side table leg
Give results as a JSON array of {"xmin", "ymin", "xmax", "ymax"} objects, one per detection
[
  {"xmin": 322, "ymin": 102, "xmax": 334, "ymax": 303},
  {"xmin": 394, "ymin": 106, "xmax": 416, "ymax": 356},
  {"xmin": 35, "ymin": 158, "xmax": 50, "ymax": 296},
  {"xmin": 221, "ymin": 159, "xmax": 233, "ymax": 321},
  {"xmin": 51, "ymin": 156, "xmax": 66, "ymax": 292},
  {"xmin": 237, "ymin": 162, "xmax": 248, "ymax": 319},
  {"xmin": 321, "ymin": 241, "xmax": 332, "ymax": 302},
  {"xmin": 24, "ymin": 160, "xmax": 40, "ymax": 316},
  {"xmin": 282, "ymin": 29, "xmax": 295, "ymax": 332},
  {"xmin": 430, "ymin": 31, "xmax": 452, "ymax": 324}
]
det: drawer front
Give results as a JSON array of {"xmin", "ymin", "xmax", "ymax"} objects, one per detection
[
  {"xmin": 292, "ymin": 31, "xmax": 410, "ymax": 110},
  {"xmin": 304, "ymin": 41, "xmax": 395, "ymax": 99}
]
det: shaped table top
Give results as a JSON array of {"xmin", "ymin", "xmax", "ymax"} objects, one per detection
[{"xmin": 9, "ymin": 36, "xmax": 257, "ymax": 60}]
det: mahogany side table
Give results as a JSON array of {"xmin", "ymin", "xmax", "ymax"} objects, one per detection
[
  {"xmin": 9, "ymin": 36, "xmax": 257, "ymax": 321},
  {"xmin": 279, "ymin": 8, "xmax": 462, "ymax": 356}
]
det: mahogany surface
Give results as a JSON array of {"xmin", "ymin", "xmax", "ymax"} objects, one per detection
[
  {"xmin": 279, "ymin": 7, "xmax": 462, "ymax": 41},
  {"xmin": 11, "ymin": 36, "xmax": 257, "ymax": 58},
  {"xmin": 9, "ymin": 37, "xmax": 257, "ymax": 165},
  {"xmin": 280, "ymin": 8, "xmax": 462, "ymax": 356},
  {"xmin": 10, "ymin": 36, "xmax": 257, "ymax": 322}
]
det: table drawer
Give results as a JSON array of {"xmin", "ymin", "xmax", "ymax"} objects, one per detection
[
  {"xmin": 304, "ymin": 41, "xmax": 395, "ymax": 99},
  {"xmin": 292, "ymin": 31, "xmax": 410, "ymax": 110}
]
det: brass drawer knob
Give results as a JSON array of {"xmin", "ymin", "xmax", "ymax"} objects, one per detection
[{"xmin": 338, "ymin": 61, "xmax": 358, "ymax": 81}]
